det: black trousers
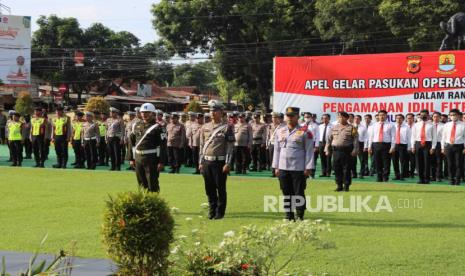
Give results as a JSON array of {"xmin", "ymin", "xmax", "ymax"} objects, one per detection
[
  {"xmin": 192, "ymin": 146, "xmax": 200, "ymax": 171},
  {"xmin": 358, "ymin": 142, "xmax": 368, "ymax": 176},
  {"xmin": 108, "ymin": 137, "xmax": 122, "ymax": 169},
  {"xmin": 84, "ymin": 140, "xmax": 98, "ymax": 169},
  {"xmin": 202, "ymin": 160, "xmax": 227, "ymax": 216},
  {"xmin": 135, "ymin": 154, "xmax": 160, "ymax": 192},
  {"xmin": 392, "ymin": 144, "xmax": 408, "ymax": 179},
  {"xmin": 445, "ymin": 144, "xmax": 464, "ymax": 184},
  {"xmin": 235, "ymin": 146, "xmax": 249, "ymax": 173},
  {"xmin": 268, "ymin": 145, "xmax": 275, "ymax": 175},
  {"xmin": 10, "ymin": 140, "xmax": 23, "ymax": 165},
  {"xmin": 373, "ymin": 142, "xmax": 391, "ymax": 181},
  {"xmin": 279, "ymin": 170, "xmax": 306, "ymax": 219},
  {"xmin": 44, "ymin": 139, "xmax": 50, "ymax": 159},
  {"xmin": 24, "ymin": 138, "xmax": 32, "ymax": 158},
  {"xmin": 32, "ymin": 136, "xmax": 45, "ymax": 165},
  {"xmin": 430, "ymin": 142, "xmax": 443, "ymax": 180},
  {"xmin": 54, "ymin": 135, "xmax": 68, "ymax": 168},
  {"xmin": 168, "ymin": 146, "xmax": 182, "ymax": 171},
  {"xmin": 415, "ymin": 141, "xmax": 432, "ymax": 182},
  {"xmin": 72, "ymin": 140, "xmax": 84, "ymax": 166},
  {"xmin": 184, "ymin": 145, "xmax": 192, "ymax": 166},
  {"xmin": 333, "ymin": 146, "xmax": 353, "ymax": 187},
  {"xmin": 251, "ymin": 144, "xmax": 265, "ymax": 170},
  {"xmin": 408, "ymin": 151, "xmax": 416, "ymax": 177},
  {"xmin": 318, "ymin": 142, "xmax": 332, "ymax": 176},
  {"xmin": 98, "ymin": 138, "xmax": 108, "ymax": 165},
  {"xmin": 370, "ymin": 148, "xmax": 377, "ymax": 175}
]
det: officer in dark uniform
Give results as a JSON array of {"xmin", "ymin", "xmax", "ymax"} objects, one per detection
[
  {"xmin": 272, "ymin": 107, "xmax": 314, "ymax": 221},
  {"xmin": 128, "ymin": 103, "xmax": 167, "ymax": 192},
  {"xmin": 199, "ymin": 100, "xmax": 235, "ymax": 220},
  {"xmin": 325, "ymin": 112, "xmax": 359, "ymax": 192}
]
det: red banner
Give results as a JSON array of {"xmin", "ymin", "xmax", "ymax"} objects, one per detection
[{"xmin": 273, "ymin": 50, "xmax": 465, "ymax": 117}]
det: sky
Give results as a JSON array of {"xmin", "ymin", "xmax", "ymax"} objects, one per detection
[{"xmin": 3, "ymin": 0, "xmax": 161, "ymax": 44}]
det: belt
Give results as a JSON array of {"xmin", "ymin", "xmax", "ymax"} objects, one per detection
[
  {"xmin": 136, "ymin": 148, "xmax": 160, "ymax": 156},
  {"xmin": 204, "ymin": 155, "xmax": 225, "ymax": 161},
  {"xmin": 253, "ymin": 138, "xmax": 262, "ymax": 141},
  {"xmin": 84, "ymin": 137, "xmax": 97, "ymax": 141},
  {"xmin": 332, "ymin": 146, "xmax": 353, "ymax": 151}
]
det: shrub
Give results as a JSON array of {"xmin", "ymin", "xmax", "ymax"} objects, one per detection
[
  {"xmin": 84, "ymin": 96, "xmax": 110, "ymax": 114},
  {"xmin": 169, "ymin": 205, "xmax": 332, "ymax": 275},
  {"xmin": 185, "ymin": 99, "xmax": 203, "ymax": 113},
  {"xmin": 14, "ymin": 92, "xmax": 33, "ymax": 116},
  {"xmin": 102, "ymin": 191, "xmax": 175, "ymax": 276}
]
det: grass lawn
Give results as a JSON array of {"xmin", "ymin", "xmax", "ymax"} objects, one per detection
[{"xmin": 1, "ymin": 164, "xmax": 465, "ymax": 275}]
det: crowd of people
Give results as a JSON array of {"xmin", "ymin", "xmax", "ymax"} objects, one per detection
[{"xmin": 0, "ymin": 105, "xmax": 464, "ymax": 187}]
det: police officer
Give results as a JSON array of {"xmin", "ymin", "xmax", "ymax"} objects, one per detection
[
  {"xmin": 267, "ymin": 112, "xmax": 285, "ymax": 177},
  {"xmin": 128, "ymin": 103, "xmax": 166, "ymax": 192},
  {"xmin": 199, "ymin": 100, "xmax": 235, "ymax": 220},
  {"xmin": 71, "ymin": 111, "xmax": 85, "ymax": 168},
  {"xmin": 325, "ymin": 112, "xmax": 359, "ymax": 192},
  {"xmin": 250, "ymin": 112, "xmax": 267, "ymax": 171},
  {"xmin": 191, "ymin": 113, "xmax": 203, "ymax": 174},
  {"xmin": 8, "ymin": 112, "xmax": 24, "ymax": 167},
  {"xmin": 106, "ymin": 107, "xmax": 124, "ymax": 171},
  {"xmin": 23, "ymin": 115, "xmax": 32, "ymax": 159},
  {"xmin": 97, "ymin": 111, "xmax": 109, "ymax": 166},
  {"xmin": 234, "ymin": 112, "xmax": 253, "ymax": 174},
  {"xmin": 167, "ymin": 112, "xmax": 186, "ymax": 173},
  {"xmin": 273, "ymin": 107, "xmax": 314, "ymax": 221},
  {"xmin": 184, "ymin": 111, "xmax": 196, "ymax": 167},
  {"xmin": 204, "ymin": 113, "xmax": 211, "ymax": 124},
  {"xmin": 81, "ymin": 111, "xmax": 100, "ymax": 170},
  {"xmin": 30, "ymin": 107, "xmax": 48, "ymax": 167},
  {"xmin": 301, "ymin": 112, "xmax": 320, "ymax": 178},
  {"xmin": 125, "ymin": 111, "xmax": 137, "ymax": 170},
  {"xmin": 51, "ymin": 106, "xmax": 71, "ymax": 168}
]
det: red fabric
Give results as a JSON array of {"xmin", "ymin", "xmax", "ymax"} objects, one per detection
[
  {"xmin": 451, "ymin": 122, "xmax": 456, "ymax": 144},
  {"xmin": 378, "ymin": 122, "xmax": 384, "ymax": 142},
  {"xmin": 396, "ymin": 125, "xmax": 401, "ymax": 144},
  {"xmin": 420, "ymin": 122, "xmax": 426, "ymax": 146}
]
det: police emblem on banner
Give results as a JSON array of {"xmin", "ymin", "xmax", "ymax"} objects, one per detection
[
  {"xmin": 437, "ymin": 54, "xmax": 457, "ymax": 74},
  {"xmin": 406, "ymin": 55, "xmax": 421, "ymax": 74}
]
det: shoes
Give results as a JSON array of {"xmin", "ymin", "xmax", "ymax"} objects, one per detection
[
  {"xmin": 334, "ymin": 186, "xmax": 344, "ymax": 192},
  {"xmin": 214, "ymin": 213, "xmax": 224, "ymax": 220},
  {"xmin": 52, "ymin": 164, "xmax": 61, "ymax": 168},
  {"xmin": 344, "ymin": 186, "xmax": 350, "ymax": 192}
]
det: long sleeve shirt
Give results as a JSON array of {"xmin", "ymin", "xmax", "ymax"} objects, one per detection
[
  {"xmin": 441, "ymin": 121, "xmax": 465, "ymax": 149},
  {"xmin": 367, "ymin": 121, "xmax": 396, "ymax": 150},
  {"xmin": 411, "ymin": 121, "xmax": 437, "ymax": 149}
]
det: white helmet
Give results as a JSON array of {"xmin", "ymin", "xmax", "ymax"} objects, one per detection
[{"xmin": 140, "ymin": 103, "xmax": 156, "ymax": 113}]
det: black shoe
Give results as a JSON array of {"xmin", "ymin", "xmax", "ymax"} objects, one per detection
[
  {"xmin": 424, "ymin": 181, "xmax": 430, "ymax": 184},
  {"xmin": 334, "ymin": 186, "xmax": 344, "ymax": 192},
  {"xmin": 214, "ymin": 214, "xmax": 224, "ymax": 220},
  {"xmin": 208, "ymin": 212, "xmax": 215, "ymax": 220},
  {"xmin": 53, "ymin": 164, "xmax": 61, "ymax": 168},
  {"xmin": 285, "ymin": 213, "xmax": 295, "ymax": 221},
  {"xmin": 169, "ymin": 169, "xmax": 175, "ymax": 174},
  {"xmin": 242, "ymin": 170, "xmax": 247, "ymax": 174},
  {"xmin": 71, "ymin": 162, "xmax": 77, "ymax": 166},
  {"xmin": 10, "ymin": 163, "xmax": 17, "ymax": 167},
  {"xmin": 116, "ymin": 167, "xmax": 121, "ymax": 171},
  {"xmin": 376, "ymin": 179, "xmax": 383, "ymax": 182},
  {"xmin": 352, "ymin": 174, "xmax": 357, "ymax": 178},
  {"xmin": 235, "ymin": 171, "xmax": 241, "ymax": 174},
  {"xmin": 17, "ymin": 163, "xmax": 22, "ymax": 167},
  {"xmin": 39, "ymin": 163, "xmax": 45, "ymax": 168},
  {"xmin": 250, "ymin": 168, "xmax": 257, "ymax": 172},
  {"xmin": 344, "ymin": 186, "xmax": 350, "ymax": 192},
  {"xmin": 34, "ymin": 164, "xmax": 40, "ymax": 168},
  {"xmin": 109, "ymin": 167, "xmax": 115, "ymax": 171},
  {"xmin": 383, "ymin": 178, "xmax": 389, "ymax": 182},
  {"xmin": 319, "ymin": 174, "xmax": 327, "ymax": 177},
  {"xmin": 359, "ymin": 175, "xmax": 364, "ymax": 179},
  {"xmin": 394, "ymin": 176, "xmax": 401, "ymax": 180},
  {"xmin": 450, "ymin": 181, "xmax": 455, "ymax": 185},
  {"xmin": 417, "ymin": 180, "xmax": 424, "ymax": 184}
]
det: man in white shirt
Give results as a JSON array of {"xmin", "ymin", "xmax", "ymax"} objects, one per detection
[
  {"xmin": 363, "ymin": 114, "xmax": 374, "ymax": 176},
  {"xmin": 405, "ymin": 113, "xmax": 416, "ymax": 178},
  {"xmin": 392, "ymin": 114, "xmax": 411, "ymax": 180},
  {"xmin": 368, "ymin": 110, "xmax": 395, "ymax": 182},
  {"xmin": 301, "ymin": 112, "xmax": 320, "ymax": 178},
  {"xmin": 411, "ymin": 109, "xmax": 437, "ymax": 184},
  {"xmin": 318, "ymin": 114, "xmax": 332, "ymax": 177},
  {"xmin": 430, "ymin": 112, "xmax": 444, "ymax": 182},
  {"xmin": 352, "ymin": 115, "xmax": 367, "ymax": 179},
  {"xmin": 442, "ymin": 109, "xmax": 465, "ymax": 185}
]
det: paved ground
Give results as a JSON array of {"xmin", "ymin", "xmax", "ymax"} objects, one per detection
[{"xmin": 0, "ymin": 251, "xmax": 115, "ymax": 276}]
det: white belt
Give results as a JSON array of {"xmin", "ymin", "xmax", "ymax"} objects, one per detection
[
  {"xmin": 204, "ymin": 155, "xmax": 225, "ymax": 161},
  {"xmin": 136, "ymin": 148, "xmax": 160, "ymax": 156},
  {"xmin": 84, "ymin": 137, "xmax": 97, "ymax": 141}
]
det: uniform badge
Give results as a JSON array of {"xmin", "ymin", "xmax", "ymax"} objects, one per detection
[
  {"xmin": 296, "ymin": 130, "xmax": 303, "ymax": 136},
  {"xmin": 406, "ymin": 55, "xmax": 421, "ymax": 74}
]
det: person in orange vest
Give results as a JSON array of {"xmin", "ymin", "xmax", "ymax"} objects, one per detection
[
  {"xmin": 51, "ymin": 106, "xmax": 71, "ymax": 168},
  {"xmin": 8, "ymin": 111, "xmax": 24, "ymax": 166},
  {"xmin": 30, "ymin": 107, "xmax": 48, "ymax": 167}
]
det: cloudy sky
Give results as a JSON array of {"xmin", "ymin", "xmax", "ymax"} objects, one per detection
[{"xmin": 4, "ymin": 0, "xmax": 161, "ymax": 44}]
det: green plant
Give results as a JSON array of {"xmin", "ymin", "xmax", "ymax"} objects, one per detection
[
  {"xmin": 84, "ymin": 96, "xmax": 110, "ymax": 114},
  {"xmin": 169, "ymin": 205, "xmax": 331, "ymax": 275},
  {"xmin": 1, "ymin": 235, "xmax": 75, "ymax": 276},
  {"xmin": 102, "ymin": 190, "xmax": 175, "ymax": 276},
  {"xmin": 14, "ymin": 92, "xmax": 33, "ymax": 116},
  {"xmin": 185, "ymin": 99, "xmax": 203, "ymax": 113}
]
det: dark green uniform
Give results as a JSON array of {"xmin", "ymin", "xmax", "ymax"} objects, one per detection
[{"xmin": 128, "ymin": 118, "xmax": 167, "ymax": 192}]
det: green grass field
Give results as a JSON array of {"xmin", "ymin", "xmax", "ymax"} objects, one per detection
[{"xmin": 1, "ymin": 161, "xmax": 465, "ymax": 275}]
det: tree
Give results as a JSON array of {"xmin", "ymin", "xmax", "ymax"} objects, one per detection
[
  {"xmin": 185, "ymin": 100, "xmax": 203, "ymax": 113},
  {"xmin": 152, "ymin": 0, "xmax": 322, "ymax": 109},
  {"xmin": 173, "ymin": 61, "xmax": 217, "ymax": 91},
  {"xmin": 85, "ymin": 96, "xmax": 110, "ymax": 114},
  {"xmin": 15, "ymin": 92, "xmax": 34, "ymax": 116}
]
